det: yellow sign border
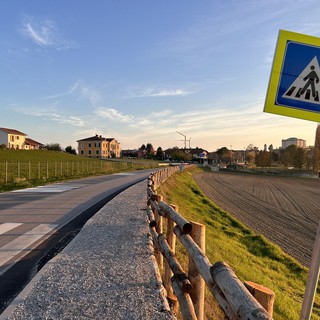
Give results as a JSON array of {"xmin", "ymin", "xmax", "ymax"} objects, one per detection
[{"xmin": 264, "ymin": 29, "xmax": 320, "ymax": 122}]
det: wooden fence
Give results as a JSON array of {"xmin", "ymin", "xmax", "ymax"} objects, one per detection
[
  {"xmin": 0, "ymin": 160, "xmax": 155, "ymax": 184},
  {"xmin": 147, "ymin": 167, "xmax": 274, "ymax": 320}
]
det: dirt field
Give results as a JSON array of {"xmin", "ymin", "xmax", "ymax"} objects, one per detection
[{"xmin": 193, "ymin": 171, "xmax": 320, "ymax": 267}]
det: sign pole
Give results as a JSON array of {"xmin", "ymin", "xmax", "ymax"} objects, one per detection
[
  {"xmin": 264, "ymin": 29, "xmax": 320, "ymax": 319},
  {"xmin": 300, "ymin": 221, "xmax": 320, "ymax": 320}
]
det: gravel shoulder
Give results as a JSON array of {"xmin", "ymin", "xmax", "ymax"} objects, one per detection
[
  {"xmin": 193, "ymin": 171, "xmax": 320, "ymax": 267},
  {"xmin": 1, "ymin": 180, "xmax": 174, "ymax": 320}
]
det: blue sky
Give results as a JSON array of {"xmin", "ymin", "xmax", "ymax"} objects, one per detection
[{"xmin": 1, "ymin": 0, "xmax": 320, "ymax": 151}]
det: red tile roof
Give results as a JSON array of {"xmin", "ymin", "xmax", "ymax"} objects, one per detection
[
  {"xmin": 25, "ymin": 138, "xmax": 43, "ymax": 146},
  {"xmin": 77, "ymin": 135, "xmax": 116, "ymax": 142},
  {"xmin": 0, "ymin": 127, "xmax": 27, "ymax": 136}
]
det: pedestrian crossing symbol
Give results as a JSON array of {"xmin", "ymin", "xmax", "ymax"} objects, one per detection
[
  {"xmin": 264, "ymin": 30, "xmax": 320, "ymax": 122},
  {"xmin": 284, "ymin": 56, "xmax": 320, "ymax": 103}
]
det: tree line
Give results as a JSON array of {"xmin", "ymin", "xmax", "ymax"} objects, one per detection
[
  {"xmin": 43, "ymin": 143, "xmax": 77, "ymax": 155},
  {"xmin": 216, "ymin": 144, "xmax": 318, "ymax": 171}
]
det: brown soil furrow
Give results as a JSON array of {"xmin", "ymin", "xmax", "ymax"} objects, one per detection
[{"xmin": 194, "ymin": 172, "xmax": 320, "ymax": 267}]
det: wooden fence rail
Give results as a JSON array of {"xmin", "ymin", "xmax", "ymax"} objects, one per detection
[
  {"xmin": 147, "ymin": 167, "xmax": 274, "ymax": 320},
  {"xmin": 0, "ymin": 160, "xmax": 155, "ymax": 184}
]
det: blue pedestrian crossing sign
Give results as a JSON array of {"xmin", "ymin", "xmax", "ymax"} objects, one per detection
[{"xmin": 264, "ymin": 30, "xmax": 320, "ymax": 122}]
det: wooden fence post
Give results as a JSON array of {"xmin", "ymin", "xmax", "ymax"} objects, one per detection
[
  {"xmin": 210, "ymin": 261, "xmax": 272, "ymax": 319},
  {"xmin": 154, "ymin": 194, "xmax": 163, "ymax": 269},
  {"xmin": 189, "ymin": 221, "xmax": 205, "ymax": 320},
  {"xmin": 5, "ymin": 161, "xmax": 8, "ymax": 183},
  {"xmin": 244, "ymin": 281, "xmax": 275, "ymax": 317},
  {"xmin": 164, "ymin": 205, "xmax": 178, "ymax": 311},
  {"xmin": 172, "ymin": 277, "xmax": 197, "ymax": 320}
]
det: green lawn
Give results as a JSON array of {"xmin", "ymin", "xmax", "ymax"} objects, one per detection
[
  {"xmin": 157, "ymin": 166, "xmax": 320, "ymax": 319},
  {"xmin": 0, "ymin": 149, "xmax": 158, "ymax": 192}
]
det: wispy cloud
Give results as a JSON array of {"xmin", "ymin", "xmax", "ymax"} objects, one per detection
[
  {"xmin": 42, "ymin": 82, "xmax": 80, "ymax": 100},
  {"xmin": 81, "ymin": 84, "xmax": 102, "ymax": 105},
  {"xmin": 141, "ymin": 88, "xmax": 191, "ymax": 97},
  {"xmin": 13, "ymin": 106, "xmax": 86, "ymax": 127},
  {"xmin": 42, "ymin": 112, "xmax": 85, "ymax": 127},
  {"xmin": 21, "ymin": 15, "xmax": 74, "ymax": 50},
  {"xmin": 41, "ymin": 81, "xmax": 101, "ymax": 106},
  {"xmin": 115, "ymin": 98, "xmax": 313, "ymax": 150},
  {"xmin": 126, "ymin": 86, "xmax": 194, "ymax": 98},
  {"xmin": 95, "ymin": 108, "xmax": 134, "ymax": 123}
]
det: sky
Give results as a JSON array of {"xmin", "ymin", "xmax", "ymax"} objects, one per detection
[{"xmin": 1, "ymin": 0, "xmax": 320, "ymax": 152}]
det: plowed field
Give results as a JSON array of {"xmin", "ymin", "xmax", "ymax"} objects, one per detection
[{"xmin": 194, "ymin": 172, "xmax": 320, "ymax": 267}]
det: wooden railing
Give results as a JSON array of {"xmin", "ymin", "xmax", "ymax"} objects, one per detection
[{"xmin": 147, "ymin": 168, "xmax": 274, "ymax": 320}]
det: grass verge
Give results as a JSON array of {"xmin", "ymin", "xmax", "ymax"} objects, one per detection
[
  {"xmin": 157, "ymin": 166, "xmax": 320, "ymax": 319},
  {"xmin": 0, "ymin": 149, "xmax": 159, "ymax": 192}
]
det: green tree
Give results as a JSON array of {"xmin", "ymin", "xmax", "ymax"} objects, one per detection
[
  {"xmin": 156, "ymin": 147, "xmax": 164, "ymax": 160},
  {"xmin": 171, "ymin": 150, "xmax": 192, "ymax": 162},
  {"xmin": 313, "ymin": 124, "xmax": 320, "ymax": 172},
  {"xmin": 255, "ymin": 151, "xmax": 271, "ymax": 168},
  {"xmin": 280, "ymin": 145, "xmax": 307, "ymax": 169},
  {"xmin": 245, "ymin": 151, "xmax": 256, "ymax": 164},
  {"xmin": 271, "ymin": 151, "xmax": 279, "ymax": 163},
  {"xmin": 286, "ymin": 145, "xmax": 297, "ymax": 161},
  {"xmin": 280, "ymin": 151, "xmax": 290, "ymax": 167},
  {"xmin": 44, "ymin": 143, "xmax": 62, "ymax": 151},
  {"xmin": 306, "ymin": 148, "xmax": 314, "ymax": 170},
  {"xmin": 146, "ymin": 143, "xmax": 155, "ymax": 155},
  {"xmin": 280, "ymin": 145, "xmax": 298, "ymax": 167},
  {"xmin": 294, "ymin": 148, "xmax": 306, "ymax": 169},
  {"xmin": 216, "ymin": 147, "xmax": 231, "ymax": 163},
  {"xmin": 65, "ymin": 145, "xmax": 77, "ymax": 155}
]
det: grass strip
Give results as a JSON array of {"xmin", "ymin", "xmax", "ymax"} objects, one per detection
[
  {"xmin": 157, "ymin": 166, "xmax": 320, "ymax": 319},
  {"xmin": 0, "ymin": 149, "xmax": 158, "ymax": 192}
]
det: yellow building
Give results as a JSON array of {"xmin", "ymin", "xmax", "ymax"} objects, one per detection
[
  {"xmin": 0, "ymin": 127, "xmax": 43, "ymax": 150},
  {"xmin": 77, "ymin": 134, "xmax": 121, "ymax": 158}
]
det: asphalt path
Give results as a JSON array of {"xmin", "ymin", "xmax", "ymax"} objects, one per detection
[{"xmin": 0, "ymin": 169, "xmax": 154, "ymax": 312}]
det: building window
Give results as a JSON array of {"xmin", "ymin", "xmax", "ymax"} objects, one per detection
[
  {"xmin": 88, "ymin": 150, "xmax": 91, "ymax": 155},
  {"xmin": 88, "ymin": 143, "xmax": 91, "ymax": 147},
  {"xmin": 80, "ymin": 143, "xmax": 84, "ymax": 148},
  {"xmin": 80, "ymin": 150, "xmax": 84, "ymax": 154},
  {"xmin": 10, "ymin": 136, "xmax": 14, "ymax": 142},
  {"xmin": 16, "ymin": 136, "xmax": 19, "ymax": 140},
  {"xmin": 96, "ymin": 150, "xmax": 99, "ymax": 155}
]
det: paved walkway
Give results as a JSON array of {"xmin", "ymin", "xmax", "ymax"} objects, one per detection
[{"xmin": 1, "ymin": 181, "xmax": 174, "ymax": 320}]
